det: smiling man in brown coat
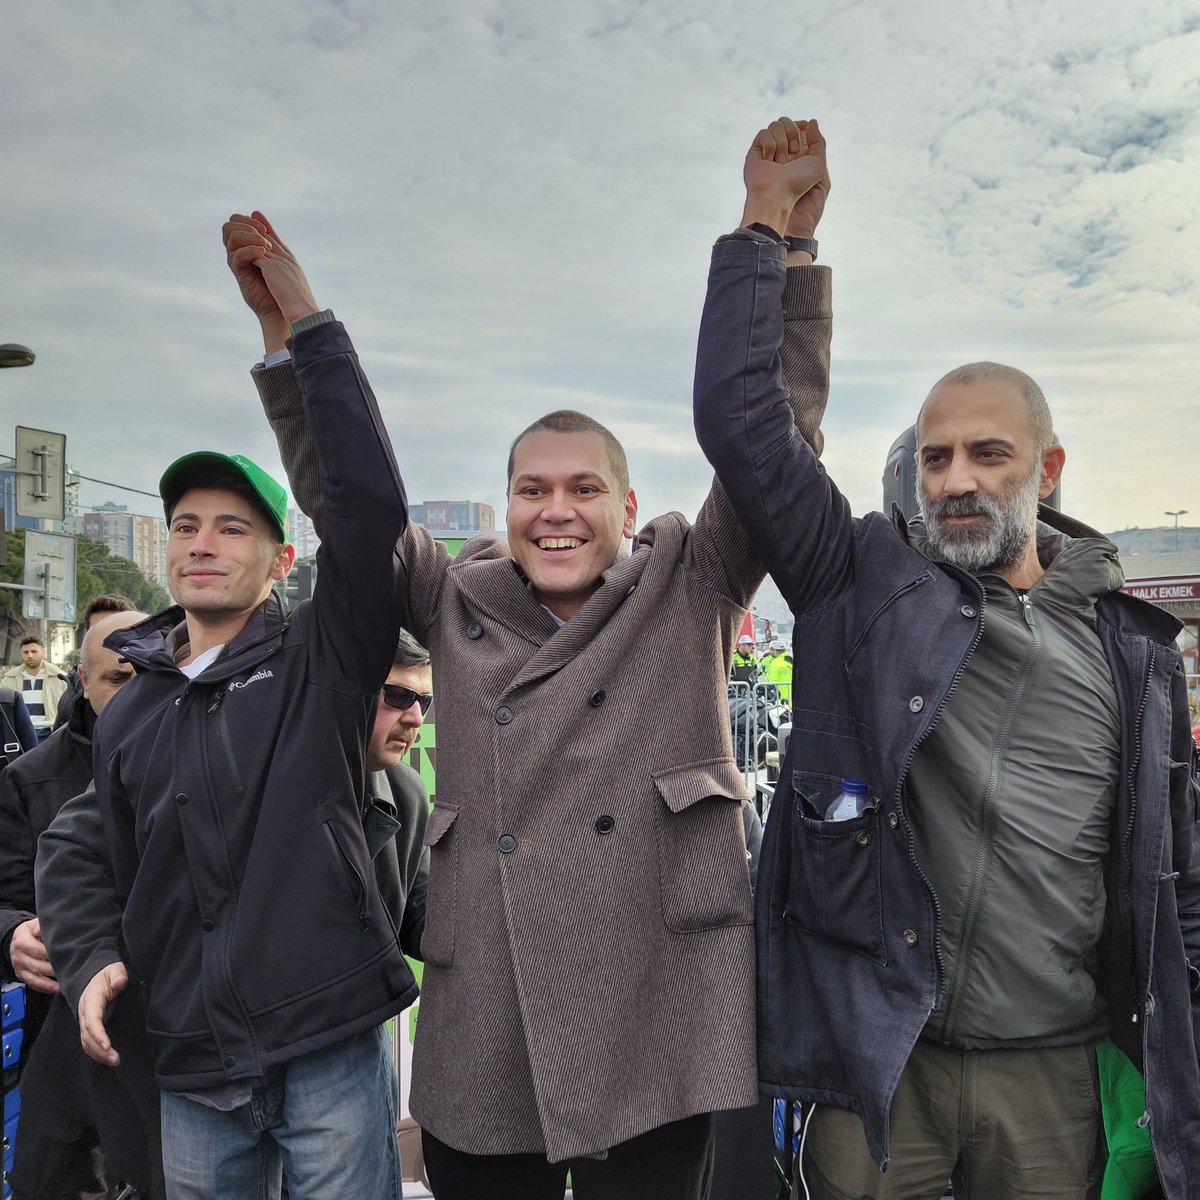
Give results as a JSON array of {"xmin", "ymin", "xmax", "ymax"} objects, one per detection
[{"xmin": 225, "ymin": 142, "xmax": 831, "ymax": 1199}]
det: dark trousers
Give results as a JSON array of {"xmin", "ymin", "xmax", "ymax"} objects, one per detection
[
  {"xmin": 11, "ymin": 991, "xmax": 165, "ymax": 1200},
  {"xmin": 798, "ymin": 1039, "xmax": 1103, "ymax": 1200},
  {"xmin": 422, "ymin": 1112, "xmax": 715, "ymax": 1200}
]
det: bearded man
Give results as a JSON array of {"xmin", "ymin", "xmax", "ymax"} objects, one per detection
[{"xmin": 692, "ymin": 116, "xmax": 1200, "ymax": 1199}]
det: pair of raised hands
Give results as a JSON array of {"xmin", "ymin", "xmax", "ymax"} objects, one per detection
[
  {"xmin": 222, "ymin": 117, "xmax": 828, "ymax": 349},
  {"xmin": 222, "ymin": 211, "xmax": 321, "ymax": 354},
  {"xmin": 743, "ymin": 116, "xmax": 830, "ymax": 240}
]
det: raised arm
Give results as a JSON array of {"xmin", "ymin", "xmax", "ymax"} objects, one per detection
[
  {"xmin": 693, "ymin": 118, "xmax": 855, "ymax": 615},
  {"xmin": 223, "ymin": 213, "xmax": 411, "ymax": 692},
  {"xmin": 227, "ymin": 215, "xmax": 453, "ymax": 641}
]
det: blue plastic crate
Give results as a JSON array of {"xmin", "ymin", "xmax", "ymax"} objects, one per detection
[
  {"xmin": 0, "ymin": 986, "xmax": 23, "ymax": 1033},
  {"xmin": 0, "ymin": 1032, "xmax": 21, "ymax": 1073},
  {"xmin": 3, "ymin": 1111, "xmax": 16, "ymax": 1166},
  {"xmin": 1, "ymin": 1090, "xmax": 15, "ymax": 1124}
]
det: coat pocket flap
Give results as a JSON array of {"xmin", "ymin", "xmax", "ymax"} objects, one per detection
[
  {"xmin": 652, "ymin": 758, "xmax": 748, "ymax": 814},
  {"xmin": 423, "ymin": 804, "xmax": 459, "ymax": 847}
]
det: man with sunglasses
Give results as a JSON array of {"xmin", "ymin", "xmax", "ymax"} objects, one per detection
[{"xmin": 365, "ymin": 629, "xmax": 433, "ymax": 962}]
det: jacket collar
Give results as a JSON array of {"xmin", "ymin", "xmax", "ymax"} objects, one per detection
[
  {"xmin": 895, "ymin": 503, "xmax": 1181, "ymax": 644},
  {"xmin": 66, "ymin": 693, "xmax": 96, "ymax": 748},
  {"xmin": 105, "ymin": 591, "xmax": 290, "ymax": 681}
]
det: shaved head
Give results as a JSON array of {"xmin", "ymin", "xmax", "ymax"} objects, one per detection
[
  {"xmin": 81, "ymin": 610, "xmax": 147, "ymax": 674},
  {"xmin": 919, "ymin": 362, "xmax": 1057, "ymax": 453}
]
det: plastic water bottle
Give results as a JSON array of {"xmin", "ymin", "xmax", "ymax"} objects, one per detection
[{"xmin": 825, "ymin": 778, "xmax": 870, "ymax": 822}]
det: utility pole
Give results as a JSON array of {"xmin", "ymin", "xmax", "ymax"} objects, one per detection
[{"xmin": 1165, "ymin": 509, "xmax": 1188, "ymax": 552}]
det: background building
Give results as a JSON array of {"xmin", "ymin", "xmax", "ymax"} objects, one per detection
[
  {"xmin": 288, "ymin": 506, "xmax": 321, "ymax": 560},
  {"xmin": 65, "ymin": 501, "xmax": 168, "ymax": 588},
  {"xmin": 410, "ymin": 501, "xmax": 495, "ymax": 535}
]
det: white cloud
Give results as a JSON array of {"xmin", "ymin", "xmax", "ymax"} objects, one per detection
[{"xmin": 1, "ymin": 0, "xmax": 1197, "ymax": 545}]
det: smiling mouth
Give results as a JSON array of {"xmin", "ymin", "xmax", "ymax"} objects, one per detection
[{"xmin": 535, "ymin": 537, "xmax": 585, "ymax": 551}]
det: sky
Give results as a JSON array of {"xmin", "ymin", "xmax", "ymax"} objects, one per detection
[{"xmin": 3, "ymin": 0, "xmax": 1199, "ymax": 541}]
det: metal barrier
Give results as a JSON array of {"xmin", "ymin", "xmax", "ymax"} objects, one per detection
[{"xmin": 728, "ymin": 680, "xmax": 789, "ymax": 820}]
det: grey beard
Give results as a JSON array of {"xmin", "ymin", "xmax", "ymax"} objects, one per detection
[{"xmin": 918, "ymin": 468, "xmax": 1041, "ymax": 574}]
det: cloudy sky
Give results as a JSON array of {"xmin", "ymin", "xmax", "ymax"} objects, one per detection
[{"xmin": 4, "ymin": 0, "xmax": 1198, "ymax": 544}]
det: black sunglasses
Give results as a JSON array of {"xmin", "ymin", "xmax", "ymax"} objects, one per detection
[{"xmin": 381, "ymin": 684, "xmax": 433, "ymax": 715}]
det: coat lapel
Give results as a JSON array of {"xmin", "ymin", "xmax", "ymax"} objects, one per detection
[
  {"xmin": 505, "ymin": 550, "xmax": 646, "ymax": 692},
  {"xmin": 451, "ymin": 545, "xmax": 649, "ymax": 693}
]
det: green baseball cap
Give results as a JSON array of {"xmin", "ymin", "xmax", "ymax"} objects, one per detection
[{"xmin": 159, "ymin": 452, "xmax": 289, "ymax": 542}]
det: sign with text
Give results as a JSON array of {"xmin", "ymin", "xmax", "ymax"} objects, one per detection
[{"xmin": 1123, "ymin": 577, "xmax": 1200, "ymax": 604}]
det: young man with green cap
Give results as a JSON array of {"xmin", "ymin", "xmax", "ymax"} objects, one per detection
[{"xmin": 40, "ymin": 225, "xmax": 415, "ymax": 1199}]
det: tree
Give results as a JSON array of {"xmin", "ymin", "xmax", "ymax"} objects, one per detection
[{"xmin": 0, "ymin": 529, "xmax": 170, "ymax": 663}]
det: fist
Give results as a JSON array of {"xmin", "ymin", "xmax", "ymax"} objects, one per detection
[{"xmin": 10, "ymin": 918, "xmax": 59, "ymax": 995}]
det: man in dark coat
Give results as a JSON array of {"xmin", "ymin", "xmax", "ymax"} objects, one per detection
[
  {"xmin": 693, "ymin": 115, "xmax": 1200, "ymax": 1199},
  {"xmin": 0, "ymin": 610, "xmax": 160, "ymax": 1199}
]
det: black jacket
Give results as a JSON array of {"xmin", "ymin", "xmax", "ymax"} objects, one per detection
[
  {"xmin": 365, "ymin": 761, "xmax": 429, "ymax": 959},
  {"xmin": 693, "ymin": 238, "xmax": 1200, "ymax": 1195},
  {"xmin": 47, "ymin": 319, "xmax": 416, "ymax": 1092},
  {"xmin": 0, "ymin": 696, "xmax": 94, "ymax": 983}
]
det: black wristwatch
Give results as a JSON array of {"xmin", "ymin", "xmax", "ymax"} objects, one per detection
[{"xmin": 783, "ymin": 236, "xmax": 818, "ymax": 260}]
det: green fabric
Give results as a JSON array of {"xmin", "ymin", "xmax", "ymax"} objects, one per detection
[
  {"xmin": 160, "ymin": 450, "xmax": 289, "ymax": 542},
  {"xmin": 1096, "ymin": 1038, "xmax": 1158, "ymax": 1200}
]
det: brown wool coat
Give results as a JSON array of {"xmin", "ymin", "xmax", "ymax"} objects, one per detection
[{"xmin": 254, "ymin": 262, "xmax": 831, "ymax": 1162}]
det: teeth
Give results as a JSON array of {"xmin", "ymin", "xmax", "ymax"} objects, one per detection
[{"xmin": 538, "ymin": 538, "xmax": 581, "ymax": 549}]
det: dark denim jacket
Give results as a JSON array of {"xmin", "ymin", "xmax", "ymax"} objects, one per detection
[{"xmin": 693, "ymin": 236, "xmax": 1200, "ymax": 1196}]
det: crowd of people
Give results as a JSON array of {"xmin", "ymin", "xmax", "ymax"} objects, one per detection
[{"xmin": 0, "ymin": 116, "xmax": 1197, "ymax": 1200}]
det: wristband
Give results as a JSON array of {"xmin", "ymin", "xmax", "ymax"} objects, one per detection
[{"xmin": 783, "ymin": 236, "xmax": 818, "ymax": 261}]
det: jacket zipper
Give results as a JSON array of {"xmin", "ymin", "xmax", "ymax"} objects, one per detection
[
  {"xmin": 1124, "ymin": 644, "xmax": 1154, "ymax": 1032},
  {"xmin": 892, "ymin": 567, "xmax": 987, "ymax": 1002},
  {"xmin": 326, "ymin": 823, "xmax": 370, "ymax": 930},
  {"xmin": 939, "ymin": 589, "xmax": 1042, "ymax": 1042}
]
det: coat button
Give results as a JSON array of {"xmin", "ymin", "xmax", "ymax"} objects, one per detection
[
  {"xmin": 908, "ymin": 696, "xmax": 924, "ymax": 713},
  {"xmin": 176, "ymin": 792, "xmax": 189, "ymax": 806},
  {"xmin": 202, "ymin": 920, "xmax": 215, "ymax": 932},
  {"xmin": 494, "ymin": 706, "xmax": 513, "ymax": 725},
  {"xmin": 467, "ymin": 622, "xmax": 483, "ymax": 639},
  {"xmin": 855, "ymin": 831, "xmax": 871, "ymax": 847},
  {"xmin": 902, "ymin": 928, "xmax": 919, "ymax": 946},
  {"xmin": 223, "ymin": 1055, "xmax": 236, "ymax": 1068},
  {"xmin": 960, "ymin": 605, "xmax": 976, "ymax": 618},
  {"xmin": 595, "ymin": 815, "xmax": 615, "ymax": 835},
  {"xmin": 589, "ymin": 690, "xmax": 606, "ymax": 708},
  {"xmin": 498, "ymin": 834, "xmax": 518, "ymax": 854},
  {"xmin": 889, "ymin": 813, "xmax": 899, "ymax": 829}
]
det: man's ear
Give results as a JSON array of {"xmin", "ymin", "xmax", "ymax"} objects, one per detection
[
  {"xmin": 272, "ymin": 542, "xmax": 297, "ymax": 582},
  {"xmin": 623, "ymin": 489, "xmax": 638, "ymax": 540},
  {"xmin": 1039, "ymin": 445, "xmax": 1066, "ymax": 500}
]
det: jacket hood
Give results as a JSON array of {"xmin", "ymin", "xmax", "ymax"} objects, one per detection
[{"xmin": 104, "ymin": 591, "xmax": 291, "ymax": 681}]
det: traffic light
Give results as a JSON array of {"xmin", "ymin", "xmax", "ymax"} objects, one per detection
[{"xmin": 281, "ymin": 561, "xmax": 316, "ymax": 608}]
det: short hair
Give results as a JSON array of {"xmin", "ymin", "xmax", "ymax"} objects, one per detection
[
  {"xmin": 84, "ymin": 593, "xmax": 136, "ymax": 625},
  {"xmin": 923, "ymin": 362, "xmax": 1058, "ymax": 451},
  {"xmin": 506, "ymin": 410, "xmax": 630, "ymax": 497},
  {"xmin": 20, "ymin": 635, "xmax": 43, "ymax": 648},
  {"xmin": 394, "ymin": 629, "xmax": 431, "ymax": 670}
]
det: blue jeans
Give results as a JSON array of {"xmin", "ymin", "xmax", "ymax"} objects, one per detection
[{"xmin": 160, "ymin": 1026, "xmax": 401, "ymax": 1199}]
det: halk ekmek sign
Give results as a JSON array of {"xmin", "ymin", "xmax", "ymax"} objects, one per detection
[{"xmin": 1123, "ymin": 577, "xmax": 1200, "ymax": 604}]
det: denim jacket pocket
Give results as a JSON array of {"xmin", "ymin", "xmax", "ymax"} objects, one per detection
[
  {"xmin": 652, "ymin": 759, "xmax": 754, "ymax": 933},
  {"xmin": 420, "ymin": 803, "xmax": 459, "ymax": 967},
  {"xmin": 783, "ymin": 771, "xmax": 888, "ymax": 965}
]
